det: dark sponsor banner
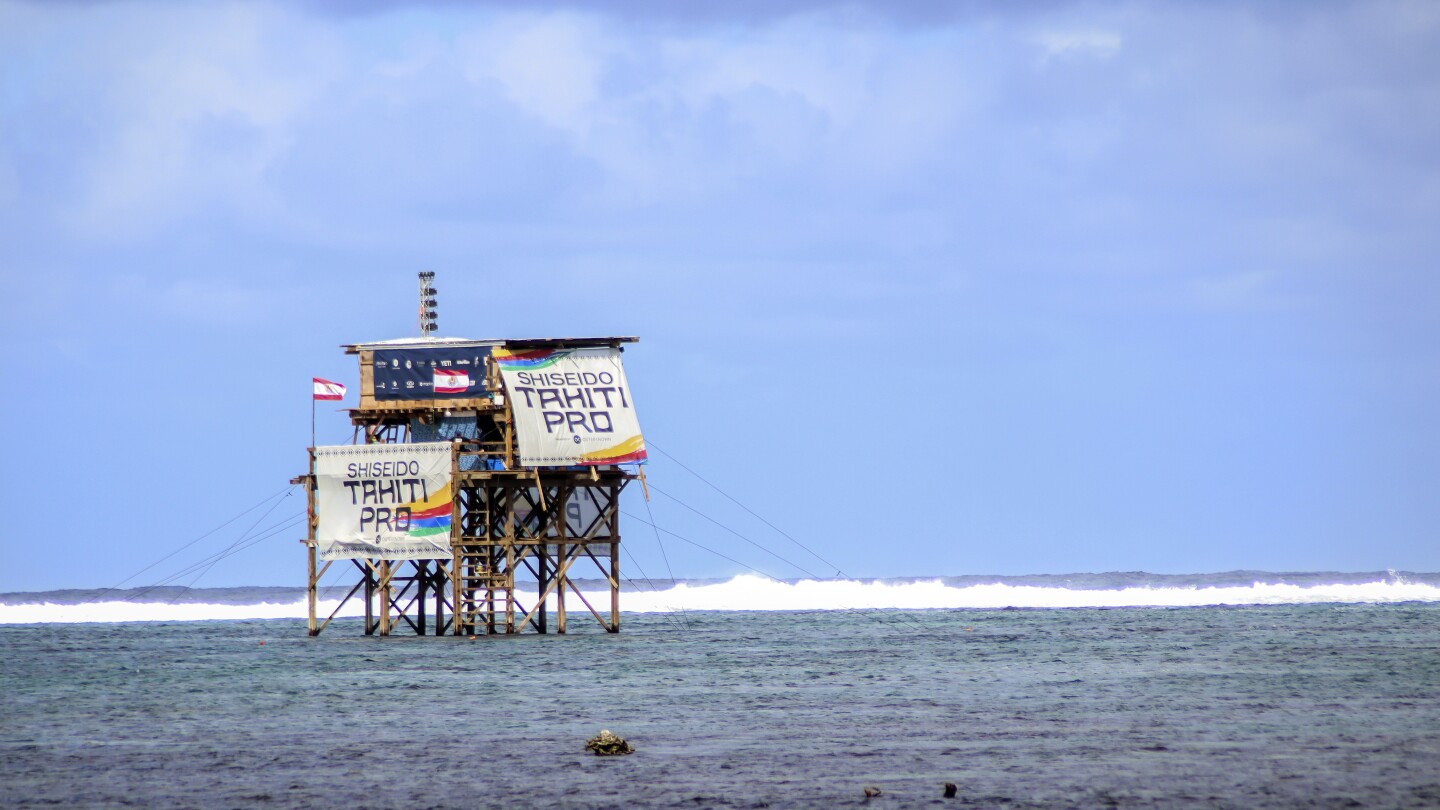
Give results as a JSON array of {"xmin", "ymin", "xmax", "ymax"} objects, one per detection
[{"xmin": 373, "ymin": 347, "xmax": 491, "ymax": 401}]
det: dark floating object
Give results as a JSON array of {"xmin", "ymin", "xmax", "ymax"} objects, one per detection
[
  {"xmin": 585, "ymin": 729, "xmax": 635, "ymax": 756},
  {"xmin": 943, "ymin": 782, "xmax": 958, "ymax": 798},
  {"xmin": 863, "ymin": 786, "xmax": 882, "ymax": 799}
]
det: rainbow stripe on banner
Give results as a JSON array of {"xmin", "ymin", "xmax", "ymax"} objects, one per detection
[
  {"xmin": 314, "ymin": 442, "xmax": 456, "ymax": 561},
  {"xmin": 579, "ymin": 434, "xmax": 648, "ymax": 465},
  {"xmin": 405, "ymin": 485, "xmax": 452, "ymax": 538},
  {"xmin": 493, "ymin": 348, "xmax": 573, "ymax": 370}
]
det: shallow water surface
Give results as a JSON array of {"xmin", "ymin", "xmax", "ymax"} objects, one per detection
[{"xmin": 3, "ymin": 604, "xmax": 1438, "ymax": 808}]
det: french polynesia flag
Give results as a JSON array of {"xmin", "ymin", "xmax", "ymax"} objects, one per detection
[
  {"xmin": 313, "ymin": 377, "xmax": 346, "ymax": 401},
  {"xmin": 434, "ymin": 368, "xmax": 469, "ymax": 394}
]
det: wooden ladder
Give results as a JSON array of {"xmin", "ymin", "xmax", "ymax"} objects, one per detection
[{"xmin": 454, "ymin": 544, "xmax": 513, "ymax": 634}]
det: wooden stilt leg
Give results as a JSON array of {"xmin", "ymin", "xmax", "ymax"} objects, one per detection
[
  {"xmin": 379, "ymin": 559, "xmax": 392, "ymax": 637},
  {"xmin": 537, "ymin": 543, "xmax": 550, "ymax": 634},
  {"xmin": 610, "ymin": 539, "xmax": 620, "ymax": 634},
  {"xmin": 307, "ymin": 543, "xmax": 318, "ymax": 636},
  {"xmin": 364, "ymin": 562, "xmax": 375, "ymax": 635},
  {"xmin": 505, "ymin": 542, "xmax": 515, "ymax": 634},
  {"xmin": 558, "ymin": 541, "xmax": 568, "ymax": 635}
]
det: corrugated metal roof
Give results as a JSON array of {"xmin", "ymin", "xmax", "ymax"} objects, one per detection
[{"xmin": 343, "ymin": 336, "xmax": 639, "ymax": 354}]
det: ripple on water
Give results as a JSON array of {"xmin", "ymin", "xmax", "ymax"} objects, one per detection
[{"xmin": 1, "ymin": 604, "xmax": 1439, "ymax": 808}]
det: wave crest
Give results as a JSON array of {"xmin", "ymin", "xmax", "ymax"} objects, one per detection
[
  {"xmin": 621, "ymin": 575, "xmax": 1440, "ymax": 612},
  {"xmin": 3, "ymin": 574, "xmax": 1438, "ymax": 624}
]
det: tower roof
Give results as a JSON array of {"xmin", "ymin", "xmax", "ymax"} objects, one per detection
[{"xmin": 342, "ymin": 336, "xmax": 638, "ymax": 354}]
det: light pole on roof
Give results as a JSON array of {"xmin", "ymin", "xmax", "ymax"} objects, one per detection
[{"xmin": 418, "ymin": 271, "xmax": 438, "ymax": 335}]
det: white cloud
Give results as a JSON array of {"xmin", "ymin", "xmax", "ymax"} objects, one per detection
[
  {"xmin": 1034, "ymin": 28, "xmax": 1122, "ymax": 62},
  {"xmin": 63, "ymin": 5, "xmax": 342, "ymax": 238},
  {"xmin": 656, "ymin": 24, "xmax": 874, "ymax": 128},
  {"xmin": 457, "ymin": 13, "xmax": 609, "ymax": 133}
]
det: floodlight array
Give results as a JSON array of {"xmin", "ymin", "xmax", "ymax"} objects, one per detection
[{"xmin": 418, "ymin": 271, "xmax": 438, "ymax": 334}]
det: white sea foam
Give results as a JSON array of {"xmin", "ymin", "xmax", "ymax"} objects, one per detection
[
  {"xmin": 3, "ymin": 575, "xmax": 1439, "ymax": 624},
  {"xmin": 617, "ymin": 575, "xmax": 1440, "ymax": 612},
  {"xmin": 0, "ymin": 599, "xmax": 367, "ymax": 625}
]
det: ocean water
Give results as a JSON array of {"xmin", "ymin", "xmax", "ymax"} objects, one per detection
[
  {"xmin": 3, "ymin": 575, "xmax": 1439, "ymax": 808},
  {"xmin": 5, "ymin": 570, "xmax": 1440, "ymax": 623}
]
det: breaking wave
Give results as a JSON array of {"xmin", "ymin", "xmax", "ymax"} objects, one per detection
[
  {"xmin": 619, "ymin": 575, "xmax": 1440, "ymax": 612},
  {"xmin": 3, "ymin": 573, "xmax": 1438, "ymax": 624},
  {"xmin": 0, "ymin": 600, "xmax": 354, "ymax": 625}
]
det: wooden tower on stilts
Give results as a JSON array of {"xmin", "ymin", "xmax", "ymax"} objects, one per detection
[{"xmin": 296, "ymin": 274, "xmax": 646, "ymax": 636}]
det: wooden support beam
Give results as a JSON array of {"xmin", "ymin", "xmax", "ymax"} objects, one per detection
[
  {"xmin": 433, "ymin": 563, "xmax": 448, "ymax": 636},
  {"xmin": 379, "ymin": 559, "xmax": 393, "ymax": 636},
  {"xmin": 504, "ymin": 418, "xmax": 514, "ymax": 470},
  {"xmin": 565, "ymin": 577, "xmax": 612, "ymax": 632},
  {"xmin": 451, "ymin": 545, "xmax": 464, "ymax": 636},
  {"xmin": 314, "ymin": 577, "xmax": 366, "ymax": 636},
  {"xmin": 487, "ymin": 545, "xmax": 497, "ymax": 635},
  {"xmin": 557, "ymin": 540, "xmax": 567, "ymax": 635},
  {"xmin": 306, "ymin": 543, "xmax": 318, "ymax": 636},
  {"xmin": 610, "ymin": 539, "xmax": 621, "ymax": 634},
  {"xmin": 504, "ymin": 487, "xmax": 516, "ymax": 633},
  {"xmin": 306, "ymin": 448, "xmax": 319, "ymax": 636},
  {"xmin": 516, "ymin": 543, "xmax": 586, "ymax": 633},
  {"xmin": 610, "ymin": 483, "xmax": 621, "ymax": 633},
  {"xmin": 363, "ymin": 559, "xmax": 375, "ymax": 635},
  {"xmin": 449, "ymin": 443, "xmax": 463, "ymax": 636},
  {"xmin": 580, "ymin": 543, "xmax": 621, "ymax": 591},
  {"xmin": 307, "ymin": 556, "xmax": 335, "ymax": 636},
  {"xmin": 536, "ymin": 543, "xmax": 549, "ymax": 635},
  {"xmin": 386, "ymin": 565, "xmax": 424, "ymax": 635},
  {"xmin": 557, "ymin": 486, "xmax": 569, "ymax": 635},
  {"xmin": 505, "ymin": 543, "xmax": 516, "ymax": 633}
]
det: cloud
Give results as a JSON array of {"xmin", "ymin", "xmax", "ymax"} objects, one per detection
[
  {"xmin": 2, "ymin": 0, "xmax": 1437, "ymax": 299},
  {"xmin": 14, "ymin": 4, "xmax": 345, "ymax": 239},
  {"xmin": 3, "ymin": 0, "xmax": 1440, "ymax": 584},
  {"xmin": 1034, "ymin": 28, "xmax": 1122, "ymax": 62},
  {"xmin": 290, "ymin": 0, "xmax": 1060, "ymax": 27},
  {"xmin": 458, "ymin": 13, "xmax": 610, "ymax": 133}
]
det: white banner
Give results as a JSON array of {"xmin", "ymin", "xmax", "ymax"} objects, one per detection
[
  {"xmin": 513, "ymin": 487, "xmax": 613, "ymax": 538},
  {"xmin": 314, "ymin": 443, "xmax": 453, "ymax": 560},
  {"xmin": 493, "ymin": 347, "xmax": 647, "ymax": 466}
]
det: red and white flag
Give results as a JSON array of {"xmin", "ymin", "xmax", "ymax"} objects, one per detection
[
  {"xmin": 434, "ymin": 368, "xmax": 469, "ymax": 394},
  {"xmin": 313, "ymin": 377, "xmax": 346, "ymax": 401}
]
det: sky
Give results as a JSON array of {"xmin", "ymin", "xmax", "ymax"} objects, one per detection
[{"xmin": 1, "ymin": 0, "xmax": 1438, "ymax": 591}]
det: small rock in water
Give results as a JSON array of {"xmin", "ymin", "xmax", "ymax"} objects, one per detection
[
  {"xmin": 943, "ymin": 782, "xmax": 958, "ymax": 798},
  {"xmin": 585, "ymin": 729, "xmax": 635, "ymax": 756},
  {"xmin": 863, "ymin": 786, "xmax": 882, "ymax": 798}
]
